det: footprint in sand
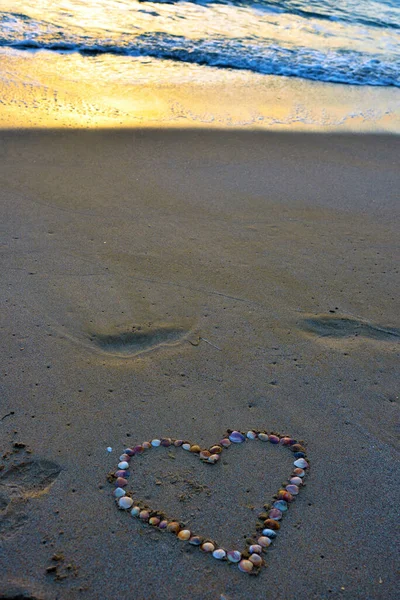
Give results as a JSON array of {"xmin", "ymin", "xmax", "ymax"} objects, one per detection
[
  {"xmin": 0, "ymin": 459, "xmax": 61, "ymax": 538},
  {"xmin": 0, "ymin": 581, "xmax": 47, "ymax": 599},
  {"xmin": 301, "ymin": 314, "xmax": 399, "ymax": 342},
  {"xmin": 87, "ymin": 321, "xmax": 195, "ymax": 357}
]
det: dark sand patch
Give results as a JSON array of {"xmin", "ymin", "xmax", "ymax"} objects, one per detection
[
  {"xmin": 0, "ymin": 580, "xmax": 47, "ymax": 600},
  {"xmin": 0, "ymin": 460, "xmax": 61, "ymax": 537},
  {"xmin": 301, "ymin": 314, "xmax": 400, "ymax": 341},
  {"xmin": 88, "ymin": 322, "xmax": 193, "ymax": 357}
]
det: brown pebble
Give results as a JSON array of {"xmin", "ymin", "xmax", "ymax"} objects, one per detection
[
  {"xmin": 263, "ymin": 519, "xmax": 280, "ymax": 530},
  {"xmin": 200, "ymin": 450, "xmax": 211, "ymax": 460},
  {"xmin": 291, "ymin": 444, "xmax": 306, "ymax": 453},
  {"xmin": 167, "ymin": 521, "xmax": 181, "ymax": 533},
  {"xmin": 209, "ymin": 445, "xmax": 222, "ymax": 454},
  {"xmin": 190, "ymin": 445, "xmax": 201, "ymax": 453}
]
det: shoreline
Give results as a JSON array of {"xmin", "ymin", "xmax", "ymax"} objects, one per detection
[{"xmin": 0, "ymin": 48, "xmax": 399, "ymax": 132}]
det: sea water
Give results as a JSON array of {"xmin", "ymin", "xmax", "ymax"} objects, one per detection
[{"xmin": 0, "ymin": 0, "xmax": 399, "ymax": 87}]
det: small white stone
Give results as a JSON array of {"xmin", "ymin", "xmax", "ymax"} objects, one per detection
[
  {"xmin": 246, "ymin": 431, "xmax": 257, "ymax": 439},
  {"xmin": 258, "ymin": 433, "xmax": 269, "ymax": 442},
  {"xmin": 106, "ymin": 447, "xmax": 112, "ymax": 453},
  {"xmin": 114, "ymin": 487, "xmax": 126, "ymax": 498},
  {"xmin": 294, "ymin": 458, "xmax": 309, "ymax": 469},
  {"xmin": 118, "ymin": 496, "xmax": 133, "ymax": 509},
  {"xmin": 118, "ymin": 461, "xmax": 129, "ymax": 470},
  {"xmin": 212, "ymin": 548, "xmax": 227, "ymax": 560},
  {"xmin": 182, "ymin": 443, "xmax": 191, "ymax": 451},
  {"xmin": 151, "ymin": 439, "xmax": 161, "ymax": 447}
]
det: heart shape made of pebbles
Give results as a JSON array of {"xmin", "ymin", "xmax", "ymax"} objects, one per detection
[{"xmin": 109, "ymin": 429, "xmax": 309, "ymax": 575}]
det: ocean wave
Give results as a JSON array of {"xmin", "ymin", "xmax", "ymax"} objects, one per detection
[
  {"xmin": 135, "ymin": 0, "xmax": 400, "ymax": 30},
  {"xmin": 0, "ymin": 1, "xmax": 399, "ymax": 88},
  {"xmin": 4, "ymin": 33, "xmax": 399, "ymax": 87}
]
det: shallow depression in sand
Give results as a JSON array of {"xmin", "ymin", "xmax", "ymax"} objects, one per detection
[
  {"xmin": 301, "ymin": 314, "xmax": 400, "ymax": 342},
  {"xmin": 87, "ymin": 322, "xmax": 193, "ymax": 357}
]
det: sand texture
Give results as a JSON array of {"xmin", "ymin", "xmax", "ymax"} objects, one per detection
[{"xmin": 0, "ymin": 129, "xmax": 399, "ymax": 599}]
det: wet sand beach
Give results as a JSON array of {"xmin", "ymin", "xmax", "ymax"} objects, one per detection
[{"xmin": 0, "ymin": 128, "xmax": 399, "ymax": 599}]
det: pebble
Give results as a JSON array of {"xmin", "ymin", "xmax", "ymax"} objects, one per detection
[
  {"xmin": 294, "ymin": 458, "xmax": 309, "ymax": 469},
  {"xmin": 293, "ymin": 468, "xmax": 306, "ymax": 477},
  {"xmin": 167, "ymin": 521, "xmax": 181, "ymax": 533},
  {"xmin": 227, "ymin": 550, "xmax": 242, "ymax": 563},
  {"xmin": 125, "ymin": 448, "xmax": 135, "ymax": 456},
  {"xmin": 115, "ymin": 477, "xmax": 128, "ymax": 487},
  {"xmin": 220, "ymin": 438, "xmax": 231, "ymax": 447},
  {"xmin": 291, "ymin": 444, "xmax": 306, "ymax": 453},
  {"xmin": 106, "ymin": 447, "xmax": 112, "ymax": 453},
  {"xmin": 114, "ymin": 488, "xmax": 126, "ymax": 498},
  {"xmin": 119, "ymin": 454, "xmax": 130, "ymax": 461},
  {"xmin": 149, "ymin": 517, "xmax": 160, "ymax": 526},
  {"xmin": 229, "ymin": 431, "xmax": 246, "ymax": 443},
  {"xmin": 118, "ymin": 461, "xmax": 129, "ymax": 470},
  {"xmin": 161, "ymin": 438, "xmax": 172, "ymax": 447},
  {"xmin": 178, "ymin": 529, "xmax": 191, "ymax": 541},
  {"xmin": 263, "ymin": 519, "xmax": 280, "ymax": 530},
  {"xmin": 118, "ymin": 496, "xmax": 133, "ymax": 509},
  {"xmin": 131, "ymin": 506, "xmax": 140, "ymax": 517},
  {"xmin": 290, "ymin": 476, "xmax": 303, "ymax": 486},
  {"xmin": 200, "ymin": 450, "xmax": 211, "ymax": 460},
  {"xmin": 201, "ymin": 542, "xmax": 215, "ymax": 553},
  {"xmin": 151, "ymin": 439, "xmax": 161, "ymax": 447},
  {"xmin": 246, "ymin": 431, "xmax": 257, "ymax": 439},
  {"xmin": 258, "ymin": 432, "xmax": 269, "ymax": 442},
  {"xmin": 269, "ymin": 508, "xmax": 283, "ymax": 520},
  {"xmin": 258, "ymin": 536, "xmax": 272, "ymax": 548},
  {"xmin": 273, "ymin": 500, "xmax": 288, "ymax": 512},
  {"xmin": 249, "ymin": 553, "xmax": 263, "ymax": 566},
  {"xmin": 210, "ymin": 445, "xmax": 222, "ymax": 454},
  {"xmin": 279, "ymin": 437, "xmax": 292, "ymax": 446},
  {"xmin": 182, "ymin": 443, "xmax": 191, "ymax": 451},
  {"xmin": 268, "ymin": 435, "xmax": 280, "ymax": 444},
  {"xmin": 277, "ymin": 490, "xmax": 293, "ymax": 503},
  {"xmin": 238, "ymin": 559, "xmax": 253, "ymax": 573},
  {"xmin": 212, "ymin": 549, "xmax": 226, "ymax": 560},
  {"xmin": 262, "ymin": 529, "xmax": 277, "ymax": 538},
  {"xmin": 286, "ymin": 484, "xmax": 299, "ymax": 495},
  {"xmin": 208, "ymin": 454, "xmax": 220, "ymax": 464},
  {"xmin": 249, "ymin": 544, "xmax": 262, "ymax": 554},
  {"xmin": 142, "ymin": 441, "xmax": 151, "ymax": 449},
  {"xmin": 115, "ymin": 470, "xmax": 129, "ymax": 478},
  {"xmin": 189, "ymin": 536, "xmax": 202, "ymax": 546},
  {"xmin": 139, "ymin": 510, "xmax": 150, "ymax": 521},
  {"xmin": 159, "ymin": 520, "xmax": 168, "ymax": 529},
  {"xmin": 190, "ymin": 445, "xmax": 201, "ymax": 453},
  {"xmin": 174, "ymin": 440, "xmax": 184, "ymax": 447}
]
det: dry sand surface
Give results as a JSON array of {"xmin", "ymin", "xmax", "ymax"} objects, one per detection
[{"xmin": 0, "ymin": 129, "xmax": 399, "ymax": 599}]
